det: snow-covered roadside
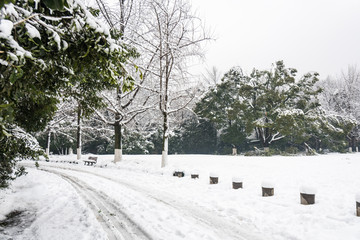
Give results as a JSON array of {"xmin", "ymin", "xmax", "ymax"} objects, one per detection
[
  {"xmin": 1, "ymin": 153, "xmax": 360, "ymax": 240},
  {"xmin": 46, "ymin": 153, "xmax": 360, "ymax": 240},
  {"xmin": 0, "ymin": 168, "xmax": 107, "ymax": 240}
]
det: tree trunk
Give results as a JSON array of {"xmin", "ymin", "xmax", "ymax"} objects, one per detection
[
  {"xmin": 46, "ymin": 129, "xmax": 51, "ymax": 156},
  {"xmin": 161, "ymin": 111, "xmax": 169, "ymax": 168},
  {"xmin": 77, "ymin": 106, "xmax": 82, "ymax": 160},
  {"xmin": 351, "ymin": 135, "xmax": 356, "ymax": 152},
  {"xmin": 315, "ymin": 138, "xmax": 320, "ymax": 151},
  {"xmin": 114, "ymin": 120, "xmax": 122, "ymax": 162},
  {"xmin": 257, "ymin": 127, "xmax": 270, "ymax": 147}
]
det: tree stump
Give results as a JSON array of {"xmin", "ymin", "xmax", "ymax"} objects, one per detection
[
  {"xmin": 191, "ymin": 174, "xmax": 199, "ymax": 179},
  {"xmin": 300, "ymin": 186, "xmax": 317, "ymax": 205},
  {"xmin": 233, "ymin": 182, "xmax": 243, "ymax": 189},
  {"xmin": 191, "ymin": 170, "xmax": 199, "ymax": 179},
  {"xmin": 356, "ymin": 194, "xmax": 360, "ymax": 216},
  {"xmin": 173, "ymin": 171, "xmax": 185, "ymax": 177},
  {"xmin": 262, "ymin": 187, "xmax": 274, "ymax": 197},
  {"xmin": 261, "ymin": 181, "xmax": 275, "ymax": 196},
  {"xmin": 300, "ymin": 193, "xmax": 315, "ymax": 205},
  {"xmin": 232, "ymin": 177, "xmax": 243, "ymax": 189},
  {"xmin": 210, "ymin": 177, "xmax": 218, "ymax": 184},
  {"xmin": 209, "ymin": 172, "xmax": 219, "ymax": 184}
]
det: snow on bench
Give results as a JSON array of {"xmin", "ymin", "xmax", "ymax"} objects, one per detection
[{"xmin": 84, "ymin": 156, "xmax": 97, "ymax": 166}]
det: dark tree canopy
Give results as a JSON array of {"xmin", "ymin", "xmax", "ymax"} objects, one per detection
[
  {"xmin": 195, "ymin": 61, "xmax": 328, "ymax": 151},
  {"xmin": 0, "ymin": 0, "xmax": 136, "ymax": 188}
]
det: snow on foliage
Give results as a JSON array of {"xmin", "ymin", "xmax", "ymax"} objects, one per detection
[
  {"xmin": 0, "ymin": 19, "xmax": 13, "ymax": 37},
  {"xmin": 0, "ymin": 58, "xmax": 8, "ymax": 66},
  {"xmin": 276, "ymin": 108, "xmax": 304, "ymax": 117},
  {"xmin": 253, "ymin": 117, "xmax": 273, "ymax": 126},
  {"xmin": 0, "ymin": 0, "xmax": 122, "ymax": 67},
  {"xmin": 25, "ymin": 22, "xmax": 41, "ymax": 39},
  {"xmin": 12, "ymin": 126, "xmax": 42, "ymax": 153}
]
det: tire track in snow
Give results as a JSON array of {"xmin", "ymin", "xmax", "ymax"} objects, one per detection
[
  {"xmin": 42, "ymin": 165, "xmax": 263, "ymax": 240},
  {"xmin": 42, "ymin": 168, "xmax": 152, "ymax": 240}
]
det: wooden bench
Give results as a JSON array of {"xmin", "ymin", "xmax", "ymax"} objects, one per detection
[{"xmin": 84, "ymin": 156, "xmax": 97, "ymax": 166}]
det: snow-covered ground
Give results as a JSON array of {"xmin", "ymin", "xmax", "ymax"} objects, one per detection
[{"xmin": 1, "ymin": 153, "xmax": 360, "ymax": 240}]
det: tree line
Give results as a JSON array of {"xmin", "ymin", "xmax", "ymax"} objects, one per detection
[
  {"xmin": 38, "ymin": 61, "xmax": 359, "ymax": 157},
  {"xmin": 1, "ymin": 0, "xmax": 359, "ymax": 189},
  {"xmin": 0, "ymin": 0, "xmax": 209, "ymax": 188}
]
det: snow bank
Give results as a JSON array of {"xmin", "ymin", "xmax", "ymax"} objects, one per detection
[{"xmin": 209, "ymin": 172, "xmax": 219, "ymax": 178}]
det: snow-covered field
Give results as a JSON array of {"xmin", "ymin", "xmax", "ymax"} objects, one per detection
[{"xmin": 1, "ymin": 153, "xmax": 360, "ymax": 240}]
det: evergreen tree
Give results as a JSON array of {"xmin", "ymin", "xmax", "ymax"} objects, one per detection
[
  {"xmin": 195, "ymin": 67, "xmax": 247, "ymax": 153},
  {"xmin": 233, "ymin": 61, "xmax": 322, "ymax": 148},
  {"xmin": 0, "ymin": 0, "xmax": 135, "ymax": 188},
  {"xmin": 195, "ymin": 61, "xmax": 326, "ymax": 152},
  {"xmin": 169, "ymin": 118, "xmax": 217, "ymax": 154}
]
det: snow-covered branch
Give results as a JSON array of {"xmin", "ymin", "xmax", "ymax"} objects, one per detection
[{"xmin": 269, "ymin": 132, "xmax": 285, "ymax": 144}]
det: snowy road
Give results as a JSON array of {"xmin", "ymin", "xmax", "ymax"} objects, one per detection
[
  {"xmin": 42, "ymin": 168, "xmax": 151, "ymax": 240},
  {"xmin": 41, "ymin": 165, "xmax": 262, "ymax": 240}
]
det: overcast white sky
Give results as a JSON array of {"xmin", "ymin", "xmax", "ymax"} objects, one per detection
[{"xmin": 190, "ymin": 0, "xmax": 360, "ymax": 79}]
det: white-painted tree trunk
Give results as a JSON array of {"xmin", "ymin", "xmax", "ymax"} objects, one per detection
[
  {"xmin": 77, "ymin": 148, "xmax": 81, "ymax": 160},
  {"xmin": 232, "ymin": 148, "xmax": 237, "ymax": 155},
  {"xmin": 114, "ymin": 149, "xmax": 122, "ymax": 163},
  {"xmin": 46, "ymin": 130, "xmax": 51, "ymax": 156},
  {"xmin": 161, "ymin": 137, "xmax": 168, "ymax": 168}
]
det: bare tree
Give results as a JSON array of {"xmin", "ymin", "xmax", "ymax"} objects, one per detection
[
  {"xmin": 203, "ymin": 66, "xmax": 222, "ymax": 87},
  {"xmin": 139, "ymin": 0, "xmax": 211, "ymax": 167},
  {"xmin": 94, "ymin": 0, "xmax": 210, "ymax": 165},
  {"xmin": 40, "ymin": 101, "xmax": 76, "ymax": 156},
  {"xmin": 92, "ymin": 0, "xmax": 160, "ymax": 162},
  {"xmin": 319, "ymin": 65, "xmax": 360, "ymax": 151},
  {"xmin": 94, "ymin": 85, "xmax": 157, "ymax": 162}
]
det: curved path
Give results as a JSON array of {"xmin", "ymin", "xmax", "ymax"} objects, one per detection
[{"xmin": 41, "ymin": 165, "xmax": 262, "ymax": 240}]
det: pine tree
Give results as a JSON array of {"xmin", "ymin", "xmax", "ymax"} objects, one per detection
[
  {"xmin": 195, "ymin": 67, "xmax": 247, "ymax": 152},
  {"xmin": 233, "ymin": 61, "xmax": 322, "ymax": 148}
]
